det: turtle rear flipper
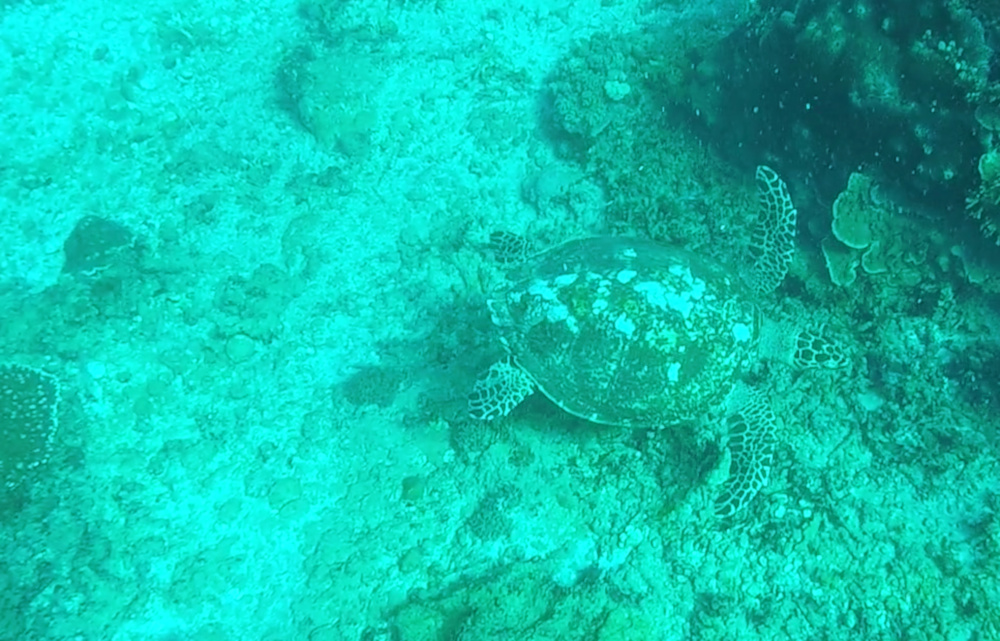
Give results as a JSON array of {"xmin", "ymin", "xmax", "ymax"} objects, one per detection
[
  {"xmin": 488, "ymin": 230, "xmax": 531, "ymax": 266},
  {"xmin": 715, "ymin": 391, "xmax": 777, "ymax": 518},
  {"xmin": 468, "ymin": 358, "xmax": 535, "ymax": 421}
]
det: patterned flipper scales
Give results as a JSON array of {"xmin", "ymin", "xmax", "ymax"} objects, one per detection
[
  {"xmin": 715, "ymin": 391, "xmax": 777, "ymax": 518},
  {"xmin": 468, "ymin": 358, "xmax": 535, "ymax": 421}
]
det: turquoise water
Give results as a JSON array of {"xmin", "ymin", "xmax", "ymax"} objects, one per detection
[{"xmin": 2, "ymin": 0, "xmax": 1000, "ymax": 639}]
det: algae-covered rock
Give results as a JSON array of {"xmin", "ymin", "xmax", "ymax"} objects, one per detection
[{"xmin": 63, "ymin": 216, "xmax": 135, "ymax": 275}]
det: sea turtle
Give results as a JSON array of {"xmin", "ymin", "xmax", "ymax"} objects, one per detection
[{"xmin": 468, "ymin": 166, "xmax": 846, "ymax": 517}]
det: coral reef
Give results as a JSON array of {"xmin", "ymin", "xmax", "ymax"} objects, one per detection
[{"xmin": 657, "ymin": 0, "xmax": 998, "ymax": 238}]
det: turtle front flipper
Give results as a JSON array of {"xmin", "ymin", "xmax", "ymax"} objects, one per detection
[
  {"xmin": 747, "ymin": 165, "xmax": 798, "ymax": 294},
  {"xmin": 468, "ymin": 358, "xmax": 535, "ymax": 421},
  {"xmin": 714, "ymin": 391, "xmax": 777, "ymax": 518}
]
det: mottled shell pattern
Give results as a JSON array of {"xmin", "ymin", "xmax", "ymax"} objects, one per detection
[{"xmin": 488, "ymin": 235, "xmax": 758, "ymax": 427}]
